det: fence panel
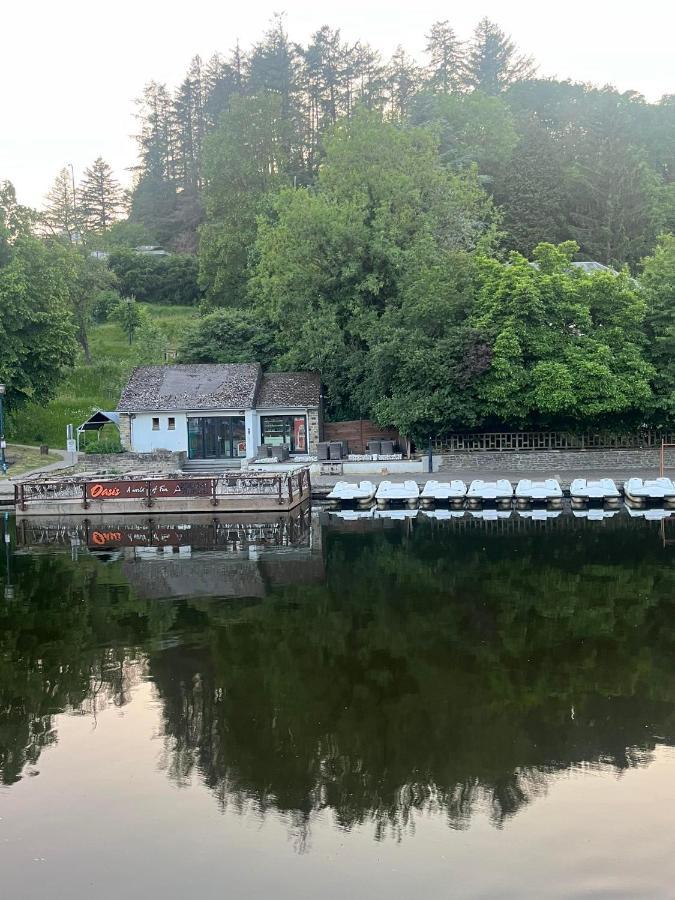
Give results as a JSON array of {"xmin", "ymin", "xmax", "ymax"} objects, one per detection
[{"xmin": 433, "ymin": 430, "xmax": 675, "ymax": 453}]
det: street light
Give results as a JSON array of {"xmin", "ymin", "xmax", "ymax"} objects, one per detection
[{"xmin": 0, "ymin": 384, "xmax": 7, "ymax": 475}]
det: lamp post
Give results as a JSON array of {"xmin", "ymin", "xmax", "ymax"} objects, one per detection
[{"xmin": 0, "ymin": 384, "xmax": 7, "ymax": 475}]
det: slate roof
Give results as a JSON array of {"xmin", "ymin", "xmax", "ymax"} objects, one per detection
[
  {"xmin": 117, "ymin": 364, "xmax": 262, "ymax": 412},
  {"xmin": 256, "ymin": 371, "xmax": 322, "ymax": 408},
  {"xmin": 117, "ymin": 364, "xmax": 321, "ymax": 412}
]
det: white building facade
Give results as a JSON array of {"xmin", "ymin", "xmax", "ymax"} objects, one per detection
[{"xmin": 117, "ymin": 364, "xmax": 322, "ymax": 462}]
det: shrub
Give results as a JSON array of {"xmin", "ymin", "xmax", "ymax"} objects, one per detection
[{"xmin": 84, "ymin": 438, "xmax": 124, "ymax": 454}]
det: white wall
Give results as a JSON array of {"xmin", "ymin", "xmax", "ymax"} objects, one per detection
[{"xmin": 131, "ymin": 412, "xmax": 188, "ymax": 453}]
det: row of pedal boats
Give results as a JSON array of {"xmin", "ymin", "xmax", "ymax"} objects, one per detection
[{"xmin": 326, "ymin": 477, "xmax": 675, "ymax": 510}]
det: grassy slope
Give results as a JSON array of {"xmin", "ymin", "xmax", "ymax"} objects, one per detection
[{"xmin": 9, "ymin": 305, "xmax": 197, "ymax": 449}]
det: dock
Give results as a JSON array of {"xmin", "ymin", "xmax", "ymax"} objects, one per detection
[{"xmin": 13, "ymin": 468, "xmax": 311, "ymax": 516}]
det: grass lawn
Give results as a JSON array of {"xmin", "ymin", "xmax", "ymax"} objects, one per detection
[
  {"xmin": 0, "ymin": 444, "xmax": 63, "ymax": 480},
  {"xmin": 8, "ymin": 304, "xmax": 198, "ymax": 449}
]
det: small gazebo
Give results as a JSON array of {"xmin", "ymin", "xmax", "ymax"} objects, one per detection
[{"xmin": 76, "ymin": 410, "xmax": 120, "ymax": 450}]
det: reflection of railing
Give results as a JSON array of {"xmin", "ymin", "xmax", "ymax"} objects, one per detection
[{"xmin": 16, "ymin": 468, "xmax": 312, "ymax": 510}]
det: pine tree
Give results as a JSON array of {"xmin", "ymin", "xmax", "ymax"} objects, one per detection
[
  {"xmin": 425, "ymin": 21, "xmax": 465, "ymax": 94},
  {"xmin": 78, "ymin": 158, "xmax": 124, "ymax": 233},
  {"xmin": 42, "ymin": 167, "xmax": 81, "ymax": 241},
  {"xmin": 467, "ymin": 18, "xmax": 536, "ymax": 95},
  {"xmin": 386, "ymin": 47, "xmax": 421, "ymax": 121}
]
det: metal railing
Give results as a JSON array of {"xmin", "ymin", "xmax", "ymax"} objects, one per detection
[
  {"xmin": 15, "ymin": 467, "xmax": 312, "ymax": 510},
  {"xmin": 433, "ymin": 430, "xmax": 675, "ymax": 453}
]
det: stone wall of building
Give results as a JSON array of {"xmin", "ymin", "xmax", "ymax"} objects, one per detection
[
  {"xmin": 308, "ymin": 409, "xmax": 321, "ymax": 454},
  {"xmin": 80, "ymin": 450, "xmax": 185, "ymax": 474},
  {"xmin": 118, "ymin": 414, "xmax": 132, "ymax": 451}
]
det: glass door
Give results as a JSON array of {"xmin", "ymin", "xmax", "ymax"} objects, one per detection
[{"xmin": 188, "ymin": 417, "xmax": 247, "ymax": 459}]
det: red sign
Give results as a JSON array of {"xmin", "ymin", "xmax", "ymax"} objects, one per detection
[
  {"xmin": 87, "ymin": 525, "xmax": 192, "ymax": 548},
  {"xmin": 86, "ymin": 479, "xmax": 212, "ymax": 501}
]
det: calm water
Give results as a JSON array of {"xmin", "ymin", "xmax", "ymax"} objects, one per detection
[{"xmin": 1, "ymin": 506, "xmax": 674, "ymax": 899}]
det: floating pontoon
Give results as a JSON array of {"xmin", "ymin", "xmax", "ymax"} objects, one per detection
[
  {"xmin": 419, "ymin": 480, "xmax": 467, "ymax": 509},
  {"xmin": 375, "ymin": 480, "xmax": 420, "ymax": 509},
  {"xmin": 570, "ymin": 478, "xmax": 620, "ymax": 507},
  {"xmin": 326, "ymin": 480, "xmax": 376, "ymax": 509},
  {"xmin": 624, "ymin": 477, "xmax": 675, "ymax": 508},
  {"xmin": 515, "ymin": 479, "xmax": 563, "ymax": 507},
  {"xmin": 466, "ymin": 479, "xmax": 513, "ymax": 508}
]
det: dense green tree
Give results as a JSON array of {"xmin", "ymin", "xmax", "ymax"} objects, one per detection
[
  {"xmin": 471, "ymin": 242, "xmax": 653, "ymax": 427},
  {"xmin": 640, "ymin": 233, "xmax": 675, "ymax": 423},
  {"xmin": 42, "ymin": 167, "xmax": 81, "ymax": 241},
  {"xmin": 0, "ymin": 213, "xmax": 78, "ymax": 408},
  {"xmin": 466, "ymin": 18, "xmax": 536, "ymax": 95},
  {"xmin": 251, "ymin": 111, "xmax": 497, "ymax": 419},
  {"xmin": 111, "ymin": 296, "xmax": 145, "ymax": 344},
  {"xmin": 424, "ymin": 21, "xmax": 465, "ymax": 95},
  {"xmin": 178, "ymin": 307, "xmax": 279, "ymax": 368},
  {"xmin": 63, "ymin": 250, "xmax": 117, "ymax": 362},
  {"xmin": 107, "ymin": 250, "xmax": 201, "ymax": 305},
  {"xmin": 199, "ymin": 93, "xmax": 292, "ymax": 306},
  {"xmin": 78, "ymin": 157, "xmax": 125, "ymax": 233}
]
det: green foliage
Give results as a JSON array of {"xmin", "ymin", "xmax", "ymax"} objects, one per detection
[
  {"xmin": 472, "ymin": 245, "xmax": 653, "ymax": 428},
  {"xmin": 179, "ymin": 307, "xmax": 279, "ymax": 367},
  {"xmin": 111, "ymin": 296, "xmax": 145, "ymax": 344},
  {"xmin": 640, "ymin": 233, "xmax": 675, "ymax": 423},
  {"xmin": 92, "ymin": 288, "xmax": 122, "ymax": 322},
  {"xmin": 107, "ymin": 249, "xmax": 201, "ymax": 305},
  {"xmin": 199, "ymin": 93, "xmax": 292, "ymax": 306},
  {"xmin": 251, "ymin": 110, "xmax": 497, "ymax": 421},
  {"xmin": 0, "ymin": 227, "xmax": 78, "ymax": 410},
  {"xmin": 83, "ymin": 436, "xmax": 124, "ymax": 454}
]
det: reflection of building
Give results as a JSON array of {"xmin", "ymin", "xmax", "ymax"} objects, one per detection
[
  {"xmin": 15, "ymin": 505, "xmax": 324, "ymax": 600},
  {"xmin": 117, "ymin": 364, "xmax": 322, "ymax": 462}
]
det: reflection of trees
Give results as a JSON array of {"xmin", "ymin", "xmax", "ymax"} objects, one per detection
[
  {"xmin": 2, "ymin": 517, "xmax": 675, "ymax": 840},
  {"xmin": 0, "ymin": 551, "xmax": 176, "ymax": 785},
  {"xmin": 150, "ymin": 520, "xmax": 675, "ymax": 837}
]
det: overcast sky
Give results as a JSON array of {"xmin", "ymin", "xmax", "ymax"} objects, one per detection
[{"xmin": 2, "ymin": 0, "xmax": 674, "ymax": 208}]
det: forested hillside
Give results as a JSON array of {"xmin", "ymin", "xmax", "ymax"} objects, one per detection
[{"xmin": 3, "ymin": 16, "xmax": 674, "ymax": 443}]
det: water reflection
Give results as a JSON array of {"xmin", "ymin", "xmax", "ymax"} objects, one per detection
[{"xmin": 1, "ymin": 508, "xmax": 674, "ymax": 844}]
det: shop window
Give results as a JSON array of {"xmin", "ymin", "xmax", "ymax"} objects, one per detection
[{"xmin": 260, "ymin": 415, "xmax": 307, "ymax": 453}]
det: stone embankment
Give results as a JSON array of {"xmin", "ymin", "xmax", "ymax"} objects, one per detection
[{"xmin": 435, "ymin": 449, "xmax": 661, "ymax": 472}]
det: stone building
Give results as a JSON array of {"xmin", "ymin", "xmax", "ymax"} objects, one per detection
[{"xmin": 116, "ymin": 364, "xmax": 322, "ymax": 462}]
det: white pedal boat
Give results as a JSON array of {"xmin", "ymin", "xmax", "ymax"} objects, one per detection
[
  {"xmin": 422, "ymin": 509, "xmax": 466, "ymax": 520},
  {"xmin": 515, "ymin": 479, "xmax": 563, "ymax": 506},
  {"xmin": 516, "ymin": 508, "xmax": 563, "ymax": 520},
  {"xmin": 625, "ymin": 504, "xmax": 673, "ymax": 520},
  {"xmin": 328, "ymin": 508, "xmax": 375, "ymax": 520},
  {"xmin": 469, "ymin": 508, "xmax": 512, "ymax": 520},
  {"xmin": 467, "ymin": 479, "xmax": 513, "ymax": 508},
  {"xmin": 419, "ymin": 480, "xmax": 467, "ymax": 508},
  {"xmin": 375, "ymin": 480, "xmax": 420, "ymax": 508},
  {"xmin": 374, "ymin": 508, "xmax": 419, "ymax": 520},
  {"xmin": 572, "ymin": 508, "xmax": 620, "ymax": 520},
  {"xmin": 624, "ymin": 477, "xmax": 675, "ymax": 508},
  {"xmin": 570, "ymin": 478, "xmax": 620, "ymax": 506},
  {"xmin": 326, "ymin": 480, "xmax": 376, "ymax": 508}
]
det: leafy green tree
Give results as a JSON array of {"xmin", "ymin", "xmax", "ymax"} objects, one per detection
[
  {"xmin": 199, "ymin": 92, "xmax": 292, "ymax": 306},
  {"xmin": 112, "ymin": 296, "xmax": 145, "ymax": 344},
  {"xmin": 78, "ymin": 157, "xmax": 125, "ymax": 233},
  {"xmin": 640, "ymin": 233, "xmax": 675, "ymax": 423},
  {"xmin": 472, "ymin": 243, "xmax": 653, "ymax": 428},
  {"xmin": 466, "ymin": 18, "xmax": 536, "ymax": 95},
  {"xmin": 0, "ymin": 217, "xmax": 78, "ymax": 409},
  {"xmin": 64, "ymin": 250, "xmax": 117, "ymax": 362},
  {"xmin": 411, "ymin": 90, "xmax": 517, "ymax": 176},
  {"xmin": 251, "ymin": 110, "xmax": 497, "ymax": 420},
  {"xmin": 178, "ymin": 307, "xmax": 279, "ymax": 368}
]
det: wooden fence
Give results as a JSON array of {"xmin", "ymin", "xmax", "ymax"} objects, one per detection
[
  {"xmin": 323, "ymin": 419, "xmax": 403, "ymax": 455},
  {"xmin": 432, "ymin": 430, "xmax": 675, "ymax": 453}
]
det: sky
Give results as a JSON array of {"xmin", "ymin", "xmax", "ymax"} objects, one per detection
[{"xmin": 2, "ymin": 0, "xmax": 674, "ymax": 208}]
